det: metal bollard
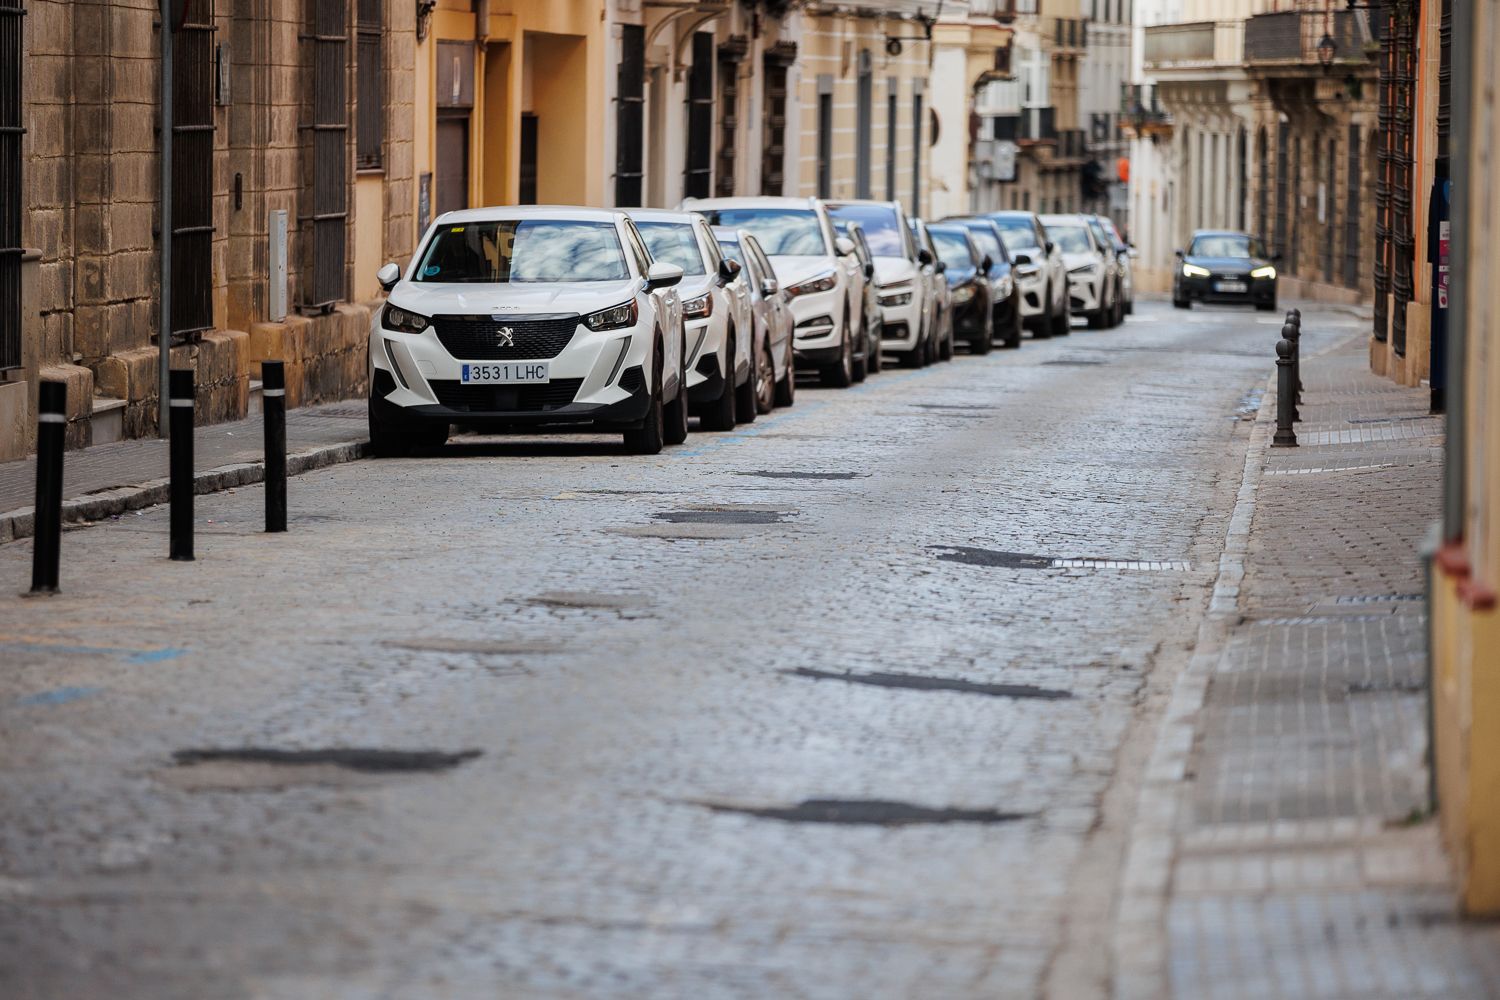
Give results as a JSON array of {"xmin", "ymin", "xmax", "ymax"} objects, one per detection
[
  {"xmin": 29, "ymin": 381, "xmax": 67, "ymax": 594},
  {"xmin": 1281, "ymin": 319, "xmax": 1301, "ymax": 422},
  {"xmin": 1273, "ymin": 338, "xmax": 1298, "ymax": 448},
  {"xmin": 262, "ymin": 361, "xmax": 287, "ymax": 533},
  {"xmin": 1287, "ymin": 309, "xmax": 1304, "ymax": 399},
  {"xmin": 168, "ymin": 369, "xmax": 195, "ymax": 561}
]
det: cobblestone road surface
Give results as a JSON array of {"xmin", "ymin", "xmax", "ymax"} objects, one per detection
[{"xmin": 0, "ymin": 303, "xmax": 1375, "ymax": 998}]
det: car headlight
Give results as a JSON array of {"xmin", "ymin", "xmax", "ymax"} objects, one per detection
[
  {"xmin": 879, "ymin": 288, "xmax": 913, "ymax": 306},
  {"xmin": 1069, "ymin": 263, "xmax": 1098, "ymax": 276},
  {"xmin": 951, "ymin": 283, "xmax": 976, "ymax": 304},
  {"xmin": 786, "ymin": 271, "xmax": 837, "ymax": 297},
  {"xmin": 1250, "ymin": 265, "xmax": 1277, "ymax": 279},
  {"xmin": 1182, "ymin": 263, "xmax": 1211, "ymax": 278},
  {"xmin": 998, "ymin": 274, "xmax": 1014, "ymax": 298},
  {"xmin": 682, "ymin": 293, "xmax": 714, "ymax": 319},
  {"xmin": 583, "ymin": 300, "xmax": 638, "ymax": 331},
  {"xmin": 381, "ymin": 303, "xmax": 429, "ymax": 334}
]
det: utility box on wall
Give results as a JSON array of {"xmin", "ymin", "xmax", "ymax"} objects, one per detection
[{"xmin": 268, "ymin": 210, "xmax": 288, "ymax": 323}]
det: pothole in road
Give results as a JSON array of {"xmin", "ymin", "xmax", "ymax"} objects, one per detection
[
  {"xmin": 695, "ymin": 798, "xmax": 1033, "ymax": 826},
  {"xmin": 385, "ymin": 639, "xmax": 566, "ymax": 656},
  {"xmin": 930, "ymin": 546, "xmax": 1192, "ymax": 572},
  {"xmin": 909, "ymin": 403, "xmax": 1001, "ymax": 411},
  {"xmin": 787, "ymin": 667, "xmax": 1072, "ymax": 700},
  {"xmin": 1042, "ymin": 358, "xmax": 1110, "ymax": 366},
  {"xmin": 165, "ymin": 747, "xmax": 483, "ymax": 791},
  {"xmin": 529, "ymin": 591, "xmax": 652, "ymax": 612},
  {"xmin": 738, "ymin": 470, "xmax": 869, "ymax": 481},
  {"xmin": 652, "ymin": 507, "xmax": 795, "ymax": 525}
]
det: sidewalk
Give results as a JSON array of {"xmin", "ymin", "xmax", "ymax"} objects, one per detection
[
  {"xmin": 1130, "ymin": 331, "xmax": 1500, "ymax": 998},
  {"xmin": 0, "ymin": 401, "xmax": 368, "ymax": 543}
]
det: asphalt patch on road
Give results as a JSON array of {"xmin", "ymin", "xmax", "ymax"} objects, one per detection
[
  {"xmin": 930, "ymin": 546, "xmax": 1055, "ymax": 569},
  {"xmin": 738, "ymin": 470, "xmax": 869, "ymax": 480},
  {"xmin": 652, "ymin": 508, "xmax": 794, "ymax": 525},
  {"xmin": 529, "ymin": 590, "xmax": 652, "ymax": 612},
  {"xmin": 697, "ymin": 798, "xmax": 1032, "ymax": 826},
  {"xmin": 1042, "ymin": 358, "xmax": 1110, "ymax": 366},
  {"xmin": 788, "ymin": 667, "xmax": 1072, "ymax": 700},
  {"xmin": 385, "ymin": 639, "xmax": 565, "ymax": 655},
  {"xmin": 172, "ymin": 748, "xmax": 482, "ymax": 772},
  {"xmin": 909, "ymin": 403, "xmax": 1001, "ymax": 411}
]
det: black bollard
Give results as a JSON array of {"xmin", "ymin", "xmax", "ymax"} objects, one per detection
[
  {"xmin": 262, "ymin": 361, "xmax": 287, "ymax": 533},
  {"xmin": 1287, "ymin": 309, "xmax": 1304, "ymax": 399},
  {"xmin": 1281, "ymin": 319, "xmax": 1301, "ymax": 422},
  {"xmin": 1273, "ymin": 338, "xmax": 1298, "ymax": 448},
  {"xmin": 168, "ymin": 369, "xmax": 195, "ymax": 561},
  {"xmin": 29, "ymin": 381, "xmax": 67, "ymax": 594}
]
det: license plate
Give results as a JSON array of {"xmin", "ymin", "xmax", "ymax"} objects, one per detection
[
  {"xmin": 461, "ymin": 362, "xmax": 550, "ymax": 384},
  {"xmin": 1214, "ymin": 280, "xmax": 1247, "ymax": 294}
]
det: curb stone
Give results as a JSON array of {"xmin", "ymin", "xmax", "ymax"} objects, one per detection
[{"xmin": 0, "ymin": 440, "xmax": 369, "ymax": 545}]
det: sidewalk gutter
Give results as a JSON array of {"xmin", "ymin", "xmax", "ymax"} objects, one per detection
[{"xmin": 0, "ymin": 440, "xmax": 369, "ymax": 545}]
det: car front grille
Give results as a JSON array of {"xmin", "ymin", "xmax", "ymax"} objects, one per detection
[
  {"xmin": 431, "ymin": 314, "xmax": 580, "ymax": 361},
  {"xmin": 429, "ymin": 379, "xmax": 585, "ymax": 413}
]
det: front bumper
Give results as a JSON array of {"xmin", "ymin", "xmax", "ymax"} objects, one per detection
[
  {"xmin": 1067, "ymin": 273, "xmax": 1103, "ymax": 314},
  {"xmin": 1016, "ymin": 271, "xmax": 1046, "ymax": 318},
  {"xmin": 951, "ymin": 288, "xmax": 989, "ymax": 338},
  {"xmin": 789, "ymin": 285, "xmax": 843, "ymax": 362},
  {"xmin": 1177, "ymin": 273, "xmax": 1277, "ymax": 305},
  {"xmin": 683, "ymin": 315, "xmax": 729, "ymax": 402}
]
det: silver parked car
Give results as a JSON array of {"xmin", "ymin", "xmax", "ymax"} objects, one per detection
[
  {"xmin": 714, "ymin": 228, "xmax": 797, "ymax": 411},
  {"xmin": 910, "ymin": 218, "xmax": 954, "ymax": 362}
]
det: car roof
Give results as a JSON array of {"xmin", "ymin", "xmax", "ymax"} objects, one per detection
[
  {"xmin": 823, "ymin": 199, "xmax": 901, "ymax": 210},
  {"xmin": 432, "ymin": 205, "xmax": 623, "ymax": 225},
  {"xmin": 1191, "ymin": 229, "xmax": 1252, "ymax": 238},
  {"xmin": 986, "ymin": 210, "xmax": 1039, "ymax": 220},
  {"xmin": 1039, "ymin": 214, "xmax": 1089, "ymax": 225},
  {"xmin": 681, "ymin": 196, "xmax": 821, "ymax": 211},
  {"xmin": 623, "ymin": 208, "xmax": 704, "ymax": 224}
]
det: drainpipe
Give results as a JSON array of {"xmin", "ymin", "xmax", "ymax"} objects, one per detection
[
  {"xmin": 1443, "ymin": 0, "xmax": 1470, "ymax": 544},
  {"xmin": 158, "ymin": 0, "xmax": 173, "ymax": 437}
]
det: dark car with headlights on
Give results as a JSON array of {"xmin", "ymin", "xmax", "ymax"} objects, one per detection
[
  {"xmin": 1172, "ymin": 230, "xmax": 1280, "ymax": 311},
  {"xmin": 927, "ymin": 223, "xmax": 992, "ymax": 354}
]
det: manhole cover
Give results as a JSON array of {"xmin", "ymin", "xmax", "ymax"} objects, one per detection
[
  {"xmin": 173, "ymin": 748, "xmax": 482, "ymax": 772},
  {"xmin": 694, "ymin": 798, "xmax": 1032, "ymax": 826},
  {"xmin": 652, "ymin": 508, "xmax": 793, "ymax": 525},
  {"xmin": 788, "ymin": 667, "xmax": 1071, "ymax": 700},
  {"xmin": 929, "ymin": 546, "xmax": 1190, "ymax": 572},
  {"xmin": 738, "ymin": 471, "xmax": 869, "ymax": 481},
  {"xmin": 306, "ymin": 406, "xmax": 367, "ymax": 419}
]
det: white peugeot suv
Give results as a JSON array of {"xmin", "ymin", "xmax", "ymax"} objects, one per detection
[
  {"xmin": 825, "ymin": 200, "xmax": 931, "ymax": 368},
  {"xmin": 1041, "ymin": 213, "xmax": 1114, "ymax": 329},
  {"xmin": 628, "ymin": 209, "xmax": 755, "ymax": 430},
  {"xmin": 368, "ymin": 206, "xmax": 688, "ymax": 457},
  {"xmin": 682, "ymin": 196, "xmax": 865, "ymax": 388}
]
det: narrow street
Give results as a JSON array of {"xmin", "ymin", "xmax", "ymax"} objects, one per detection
[{"xmin": 1, "ymin": 304, "xmax": 1368, "ymax": 997}]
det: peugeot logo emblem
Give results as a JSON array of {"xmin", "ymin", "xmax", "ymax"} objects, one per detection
[{"xmin": 495, "ymin": 326, "xmax": 515, "ymax": 348}]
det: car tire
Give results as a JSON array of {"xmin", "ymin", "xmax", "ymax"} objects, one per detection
[
  {"xmin": 1255, "ymin": 300, "xmax": 1278, "ymax": 312},
  {"xmin": 820, "ymin": 307, "xmax": 854, "ymax": 388},
  {"xmin": 1003, "ymin": 301, "xmax": 1022, "ymax": 349},
  {"xmin": 734, "ymin": 328, "xmax": 758, "ymax": 424},
  {"xmin": 775, "ymin": 338, "xmax": 796, "ymax": 408},
  {"xmin": 868, "ymin": 325, "xmax": 884, "ymax": 374},
  {"xmin": 700, "ymin": 335, "xmax": 738, "ymax": 431},
  {"xmin": 939, "ymin": 319, "xmax": 954, "ymax": 361},
  {"xmin": 755, "ymin": 337, "xmax": 776, "ymax": 414},
  {"xmin": 851, "ymin": 335, "xmax": 868, "ymax": 384},
  {"xmin": 663, "ymin": 348, "xmax": 689, "ymax": 446},
  {"xmin": 970, "ymin": 309, "xmax": 993, "ymax": 355},
  {"xmin": 368, "ymin": 402, "xmax": 442, "ymax": 458},
  {"xmin": 1124, "ymin": 294, "xmax": 1134, "ymax": 316},
  {"xmin": 623, "ymin": 352, "xmax": 666, "ymax": 455},
  {"xmin": 1051, "ymin": 292, "xmax": 1072, "ymax": 337},
  {"xmin": 1032, "ymin": 290, "xmax": 1053, "ymax": 339},
  {"xmin": 1173, "ymin": 296, "xmax": 1191, "ymax": 309},
  {"xmin": 1088, "ymin": 306, "xmax": 1106, "ymax": 329}
]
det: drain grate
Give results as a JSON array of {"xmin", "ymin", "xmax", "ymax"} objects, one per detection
[
  {"xmin": 788, "ymin": 667, "xmax": 1071, "ymax": 700},
  {"xmin": 1251, "ymin": 614, "xmax": 1395, "ymax": 626},
  {"xmin": 1347, "ymin": 414, "xmax": 1437, "ymax": 425},
  {"xmin": 1333, "ymin": 593, "xmax": 1424, "ymax": 605},
  {"xmin": 1264, "ymin": 463, "xmax": 1396, "ymax": 476},
  {"xmin": 653, "ymin": 508, "xmax": 793, "ymax": 525},
  {"xmin": 738, "ymin": 471, "xmax": 869, "ymax": 481},
  {"xmin": 696, "ymin": 798, "xmax": 1032, "ymax": 826},
  {"xmin": 930, "ymin": 546, "xmax": 1190, "ymax": 572},
  {"xmin": 172, "ymin": 748, "xmax": 482, "ymax": 773},
  {"xmin": 1347, "ymin": 678, "xmax": 1426, "ymax": 695}
]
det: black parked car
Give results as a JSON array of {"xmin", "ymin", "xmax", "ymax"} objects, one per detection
[
  {"xmin": 941, "ymin": 217, "xmax": 1022, "ymax": 349},
  {"xmin": 927, "ymin": 223, "xmax": 993, "ymax": 354},
  {"xmin": 1173, "ymin": 230, "xmax": 1280, "ymax": 311}
]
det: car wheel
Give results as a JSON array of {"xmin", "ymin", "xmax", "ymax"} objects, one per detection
[
  {"xmin": 970, "ymin": 308, "xmax": 993, "ymax": 356},
  {"xmin": 734, "ymin": 327, "xmax": 758, "ymax": 424},
  {"xmin": 1052, "ymin": 292, "xmax": 1072, "ymax": 336},
  {"xmin": 623, "ymin": 351, "xmax": 666, "ymax": 455},
  {"xmin": 1173, "ymin": 296, "xmax": 1192, "ymax": 309},
  {"xmin": 869, "ymin": 323, "xmax": 884, "ymax": 373},
  {"xmin": 368, "ymin": 401, "xmax": 436, "ymax": 458},
  {"xmin": 774, "ymin": 337, "xmax": 796, "ymax": 408},
  {"xmin": 939, "ymin": 318, "xmax": 954, "ymax": 361},
  {"xmin": 1255, "ymin": 300, "xmax": 1278, "ymax": 312},
  {"xmin": 1088, "ymin": 306, "xmax": 1106, "ymax": 329},
  {"xmin": 755, "ymin": 337, "xmax": 776, "ymax": 414},
  {"xmin": 1003, "ymin": 300, "xmax": 1022, "ymax": 349},
  {"xmin": 663, "ymin": 348, "xmax": 689, "ymax": 446},
  {"xmin": 851, "ymin": 332, "xmax": 868, "ymax": 384},
  {"xmin": 820, "ymin": 306, "xmax": 854, "ymax": 388},
  {"xmin": 700, "ymin": 334, "xmax": 738, "ymax": 431},
  {"xmin": 1032, "ymin": 285, "xmax": 1053, "ymax": 339}
]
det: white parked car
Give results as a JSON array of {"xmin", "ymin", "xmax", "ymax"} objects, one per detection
[
  {"xmin": 368, "ymin": 206, "xmax": 688, "ymax": 456},
  {"xmin": 1041, "ymin": 213, "xmax": 1116, "ymax": 329},
  {"xmin": 714, "ymin": 227, "xmax": 796, "ymax": 412},
  {"xmin": 825, "ymin": 200, "xmax": 932, "ymax": 369},
  {"xmin": 683, "ymin": 196, "xmax": 866, "ymax": 388},
  {"xmin": 630, "ymin": 208, "xmax": 755, "ymax": 429},
  {"xmin": 909, "ymin": 217, "xmax": 954, "ymax": 362},
  {"xmin": 985, "ymin": 211, "xmax": 1071, "ymax": 338},
  {"xmin": 1098, "ymin": 215, "xmax": 1134, "ymax": 316}
]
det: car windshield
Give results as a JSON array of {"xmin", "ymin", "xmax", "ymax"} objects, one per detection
[
  {"xmin": 636, "ymin": 222, "xmax": 707, "ymax": 275},
  {"xmin": 965, "ymin": 226, "xmax": 1005, "ymax": 266},
  {"xmin": 825, "ymin": 204, "xmax": 905, "ymax": 257},
  {"xmin": 930, "ymin": 229, "xmax": 975, "ymax": 270},
  {"xmin": 1048, "ymin": 224, "xmax": 1094, "ymax": 254},
  {"xmin": 415, "ymin": 220, "xmax": 629, "ymax": 283},
  {"xmin": 696, "ymin": 209, "xmax": 828, "ymax": 256},
  {"xmin": 991, "ymin": 217, "xmax": 1041, "ymax": 252},
  {"xmin": 1087, "ymin": 219, "xmax": 1111, "ymax": 248},
  {"xmin": 1190, "ymin": 234, "xmax": 1265, "ymax": 258}
]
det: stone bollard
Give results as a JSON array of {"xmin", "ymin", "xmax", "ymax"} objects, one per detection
[{"xmin": 1273, "ymin": 338, "xmax": 1298, "ymax": 448}]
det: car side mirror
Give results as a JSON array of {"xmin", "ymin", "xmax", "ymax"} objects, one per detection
[
  {"xmin": 1012, "ymin": 252, "xmax": 1032, "ymax": 267},
  {"xmin": 718, "ymin": 257, "xmax": 741, "ymax": 285},
  {"xmin": 863, "ymin": 261, "xmax": 875, "ymax": 280},
  {"xmin": 935, "ymin": 261, "xmax": 947, "ymax": 274},
  {"xmin": 1174, "ymin": 248, "xmax": 1184, "ymax": 258},
  {"xmin": 917, "ymin": 247, "xmax": 934, "ymax": 266},
  {"xmin": 1045, "ymin": 240, "xmax": 1056, "ymax": 254},
  {"xmin": 645, "ymin": 261, "xmax": 684, "ymax": 290},
  {"xmin": 835, "ymin": 236, "xmax": 857, "ymax": 257},
  {"xmin": 980, "ymin": 254, "xmax": 994, "ymax": 272},
  {"xmin": 377, "ymin": 262, "xmax": 401, "ymax": 292},
  {"xmin": 761, "ymin": 277, "xmax": 779, "ymax": 297}
]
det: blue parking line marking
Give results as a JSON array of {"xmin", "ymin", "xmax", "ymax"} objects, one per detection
[
  {"xmin": 0, "ymin": 641, "xmax": 186, "ymax": 664},
  {"xmin": 14, "ymin": 686, "xmax": 103, "ymax": 707}
]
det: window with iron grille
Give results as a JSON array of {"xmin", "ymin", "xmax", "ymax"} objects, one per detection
[
  {"xmin": 1274, "ymin": 122, "xmax": 1289, "ymax": 264},
  {"xmin": 760, "ymin": 49, "xmax": 792, "ymax": 196},
  {"xmin": 683, "ymin": 32, "xmax": 713, "ymax": 200},
  {"xmin": 356, "ymin": 0, "xmax": 382, "ymax": 170},
  {"xmin": 715, "ymin": 41, "xmax": 743, "ymax": 198},
  {"xmin": 0, "ymin": 0, "xmax": 22, "ymax": 371},
  {"xmin": 172, "ymin": 0, "xmax": 216, "ymax": 337},
  {"xmin": 911, "ymin": 90, "xmax": 923, "ymax": 215},
  {"xmin": 615, "ymin": 24, "xmax": 644, "ymax": 206},
  {"xmin": 1323, "ymin": 137, "xmax": 1337, "ymax": 282},
  {"xmin": 306, "ymin": 0, "xmax": 347, "ymax": 311},
  {"xmin": 855, "ymin": 50, "xmax": 872, "ymax": 199},
  {"xmin": 1256, "ymin": 128, "xmax": 1268, "ymax": 241},
  {"xmin": 816, "ymin": 90, "xmax": 832, "ymax": 199},
  {"xmin": 1344, "ymin": 125, "xmax": 1361, "ymax": 288},
  {"xmin": 885, "ymin": 85, "xmax": 897, "ymax": 200}
]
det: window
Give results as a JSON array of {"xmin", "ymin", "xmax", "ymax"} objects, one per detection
[
  {"xmin": 855, "ymin": 51, "xmax": 872, "ymax": 199},
  {"xmin": 1344, "ymin": 125, "xmax": 1361, "ymax": 288},
  {"xmin": 615, "ymin": 25, "xmax": 645, "ymax": 206},
  {"xmin": 1324, "ymin": 137, "xmax": 1337, "ymax": 282},
  {"xmin": 414, "ymin": 220, "xmax": 629, "ymax": 283},
  {"xmin": 911, "ymin": 88, "xmax": 923, "ymax": 214},
  {"xmin": 173, "ymin": 0, "xmax": 216, "ymax": 334},
  {"xmin": 356, "ymin": 0, "xmax": 382, "ymax": 170},
  {"xmin": 684, "ymin": 32, "xmax": 713, "ymax": 199},
  {"xmin": 307, "ymin": 0, "xmax": 348, "ymax": 310},
  {"xmin": 1273, "ymin": 122, "xmax": 1289, "ymax": 266},
  {"xmin": 825, "ymin": 203, "xmax": 904, "ymax": 257},
  {"xmin": 760, "ymin": 47, "xmax": 793, "ymax": 196},
  {"xmin": 716, "ymin": 41, "xmax": 744, "ymax": 197},
  {"xmin": 0, "ymin": 0, "xmax": 21, "ymax": 370},
  {"xmin": 636, "ymin": 222, "xmax": 707, "ymax": 275},
  {"xmin": 817, "ymin": 82, "xmax": 833, "ymax": 199},
  {"xmin": 885, "ymin": 84, "xmax": 898, "ymax": 200}
]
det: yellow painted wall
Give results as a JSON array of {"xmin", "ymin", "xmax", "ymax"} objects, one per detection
[
  {"xmin": 530, "ymin": 33, "xmax": 590, "ymax": 204},
  {"xmin": 353, "ymin": 176, "xmax": 385, "ymax": 301}
]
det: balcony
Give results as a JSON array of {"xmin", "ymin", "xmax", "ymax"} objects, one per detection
[
  {"xmin": 1142, "ymin": 20, "xmax": 1244, "ymax": 70},
  {"xmin": 1120, "ymin": 83, "xmax": 1171, "ymax": 137},
  {"xmin": 975, "ymin": 77, "xmax": 1023, "ymax": 117},
  {"xmin": 1244, "ymin": 9, "xmax": 1379, "ymax": 67}
]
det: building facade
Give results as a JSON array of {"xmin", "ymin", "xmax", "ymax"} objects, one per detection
[{"xmin": 1080, "ymin": 0, "xmax": 1131, "ymax": 228}]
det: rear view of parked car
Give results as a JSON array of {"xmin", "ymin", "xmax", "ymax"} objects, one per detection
[
  {"xmin": 927, "ymin": 223, "xmax": 992, "ymax": 354},
  {"xmin": 715, "ymin": 228, "xmax": 797, "ymax": 412},
  {"xmin": 368, "ymin": 206, "xmax": 688, "ymax": 457}
]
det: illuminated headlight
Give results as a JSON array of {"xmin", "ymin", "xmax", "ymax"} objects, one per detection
[
  {"xmin": 1182, "ymin": 263, "xmax": 1211, "ymax": 278},
  {"xmin": 951, "ymin": 283, "xmax": 976, "ymax": 304},
  {"xmin": 583, "ymin": 300, "xmax": 638, "ymax": 331},
  {"xmin": 1250, "ymin": 265, "xmax": 1277, "ymax": 280},
  {"xmin": 787, "ymin": 271, "xmax": 837, "ymax": 297},
  {"xmin": 682, "ymin": 293, "xmax": 714, "ymax": 319},
  {"xmin": 381, "ymin": 303, "xmax": 429, "ymax": 334},
  {"xmin": 1069, "ymin": 263, "xmax": 1099, "ymax": 276}
]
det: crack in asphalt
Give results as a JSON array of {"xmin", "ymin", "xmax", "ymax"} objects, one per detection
[
  {"xmin": 172, "ymin": 748, "xmax": 483, "ymax": 773},
  {"xmin": 786, "ymin": 667, "xmax": 1073, "ymax": 700}
]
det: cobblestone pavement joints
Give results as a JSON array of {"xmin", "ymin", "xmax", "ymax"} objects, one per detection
[
  {"xmin": 1119, "ymin": 331, "xmax": 1500, "ymax": 1000},
  {"xmin": 0, "ymin": 303, "xmax": 1393, "ymax": 999},
  {"xmin": 0, "ymin": 402, "xmax": 370, "ymax": 543}
]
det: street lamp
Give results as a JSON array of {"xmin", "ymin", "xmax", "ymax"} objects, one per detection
[{"xmin": 1318, "ymin": 32, "xmax": 1337, "ymax": 72}]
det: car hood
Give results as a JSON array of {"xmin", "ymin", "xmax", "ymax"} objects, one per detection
[
  {"xmin": 944, "ymin": 265, "xmax": 979, "ymax": 287},
  {"xmin": 390, "ymin": 278, "xmax": 641, "ymax": 315},
  {"xmin": 766, "ymin": 255, "xmax": 838, "ymax": 288},
  {"xmin": 1185, "ymin": 256, "xmax": 1261, "ymax": 274},
  {"xmin": 1061, "ymin": 251, "xmax": 1100, "ymax": 271},
  {"xmin": 674, "ymin": 273, "xmax": 716, "ymax": 300},
  {"xmin": 872, "ymin": 257, "xmax": 918, "ymax": 287}
]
